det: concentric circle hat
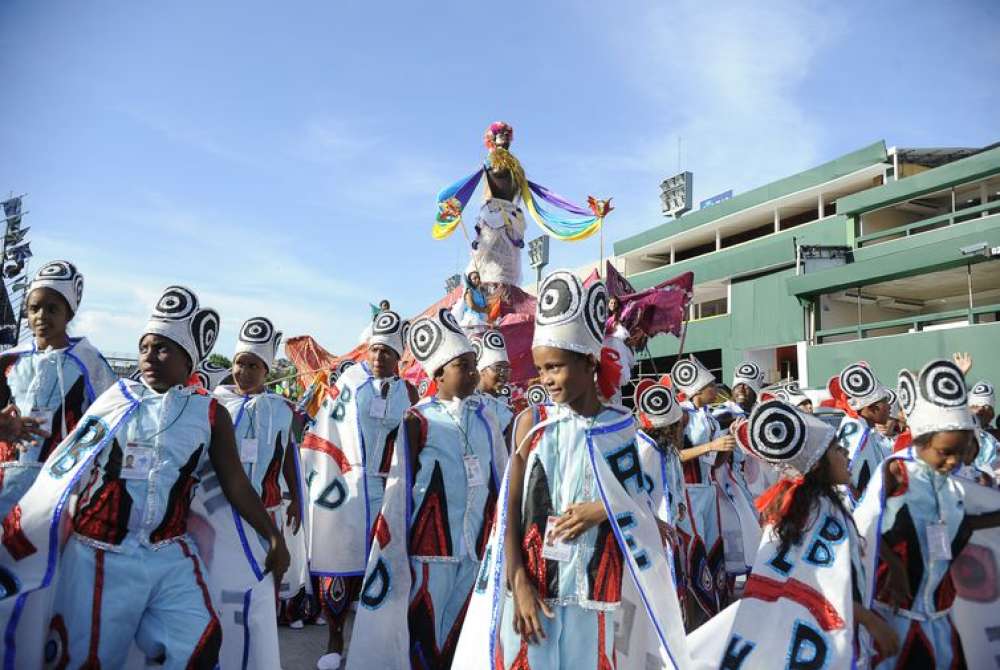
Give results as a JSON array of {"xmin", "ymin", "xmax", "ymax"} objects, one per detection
[
  {"xmin": 407, "ymin": 308, "xmax": 475, "ymax": 377},
  {"xmin": 898, "ymin": 358, "xmax": 976, "ymax": 439},
  {"xmin": 969, "ymin": 380, "xmax": 995, "ymax": 409},
  {"xmin": 733, "ymin": 400, "xmax": 835, "ymax": 477},
  {"xmin": 194, "ymin": 359, "xmax": 231, "ymax": 391},
  {"xmin": 831, "ymin": 362, "xmax": 891, "ymax": 413},
  {"xmin": 670, "ymin": 356, "xmax": 715, "ymax": 397},
  {"xmin": 884, "ymin": 388, "xmax": 900, "ymax": 417},
  {"xmin": 30, "ymin": 260, "xmax": 84, "ymax": 314},
  {"xmin": 761, "ymin": 381, "xmax": 811, "ymax": 408},
  {"xmin": 634, "ymin": 377, "xmax": 682, "ymax": 430},
  {"xmin": 532, "ymin": 270, "xmax": 607, "ymax": 358},
  {"xmin": 234, "ymin": 316, "xmax": 282, "ymax": 371},
  {"xmin": 732, "ymin": 361, "xmax": 766, "ymax": 395},
  {"xmin": 368, "ymin": 309, "xmax": 407, "ymax": 358},
  {"xmin": 525, "ymin": 384, "xmax": 550, "ymax": 407},
  {"xmin": 142, "ymin": 286, "xmax": 220, "ymax": 370},
  {"xmin": 472, "ymin": 329, "xmax": 509, "ymax": 372}
]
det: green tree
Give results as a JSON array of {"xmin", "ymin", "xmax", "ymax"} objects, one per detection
[{"xmin": 207, "ymin": 353, "xmax": 232, "ymax": 369}]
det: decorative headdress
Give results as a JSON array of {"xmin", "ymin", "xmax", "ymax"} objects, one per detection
[
  {"xmin": 734, "ymin": 400, "xmax": 835, "ymax": 477},
  {"xmin": 368, "ymin": 310, "xmax": 407, "ymax": 358},
  {"xmin": 884, "ymin": 388, "xmax": 900, "ymax": 418},
  {"xmin": 472, "ymin": 329, "xmax": 509, "ymax": 372},
  {"xmin": 969, "ymin": 380, "xmax": 995, "ymax": 409},
  {"xmin": 483, "ymin": 121, "xmax": 513, "ymax": 150},
  {"xmin": 29, "ymin": 260, "xmax": 84, "ymax": 315},
  {"xmin": 532, "ymin": 270, "xmax": 607, "ymax": 358},
  {"xmin": 732, "ymin": 361, "xmax": 765, "ymax": 395},
  {"xmin": 761, "ymin": 381, "xmax": 811, "ymax": 408},
  {"xmin": 407, "ymin": 308, "xmax": 475, "ymax": 377},
  {"xmin": 234, "ymin": 316, "xmax": 282, "ymax": 371},
  {"xmin": 142, "ymin": 286, "xmax": 220, "ymax": 370},
  {"xmin": 194, "ymin": 359, "xmax": 231, "ymax": 391},
  {"xmin": 634, "ymin": 377, "xmax": 682, "ymax": 430},
  {"xmin": 830, "ymin": 362, "xmax": 890, "ymax": 413},
  {"xmin": 670, "ymin": 356, "xmax": 715, "ymax": 398},
  {"xmin": 526, "ymin": 384, "xmax": 550, "ymax": 407},
  {"xmin": 898, "ymin": 359, "xmax": 976, "ymax": 439}
]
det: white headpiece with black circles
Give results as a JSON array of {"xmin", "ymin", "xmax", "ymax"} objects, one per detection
[
  {"xmin": 526, "ymin": 384, "xmax": 550, "ymax": 407},
  {"xmin": 838, "ymin": 362, "xmax": 890, "ymax": 411},
  {"xmin": 732, "ymin": 361, "xmax": 765, "ymax": 395},
  {"xmin": 634, "ymin": 378, "xmax": 682, "ymax": 429},
  {"xmin": 473, "ymin": 329, "xmax": 509, "ymax": 371},
  {"xmin": 195, "ymin": 359, "xmax": 231, "ymax": 391},
  {"xmin": 30, "ymin": 260, "xmax": 84, "ymax": 314},
  {"xmin": 734, "ymin": 400, "xmax": 835, "ymax": 477},
  {"xmin": 969, "ymin": 380, "xmax": 995, "ymax": 409},
  {"xmin": 368, "ymin": 309, "xmax": 407, "ymax": 358},
  {"xmin": 670, "ymin": 356, "xmax": 715, "ymax": 397},
  {"xmin": 898, "ymin": 359, "xmax": 976, "ymax": 439},
  {"xmin": 234, "ymin": 316, "xmax": 282, "ymax": 371},
  {"xmin": 762, "ymin": 381, "xmax": 811, "ymax": 408},
  {"xmin": 532, "ymin": 270, "xmax": 607, "ymax": 358},
  {"xmin": 142, "ymin": 286, "xmax": 220, "ymax": 370},
  {"xmin": 407, "ymin": 308, "xmax": 475, "ymax": 377}
]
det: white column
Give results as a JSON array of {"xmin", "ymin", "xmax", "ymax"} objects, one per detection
[
  {"xmin": 670, "ymin": 245, "xmax": 675, "ymax": 264},
  {"xmin": 818, "ymin": 194, "xmax": 825, "ymax": 218},
  {"xmin": 715, "ymin": 229, "xmax": 721, "ymax": 251},
  {"xmin": 774, "ymin": 208, "xmax": 781, "ymax": 233},
  {"xmin": 982, "ymin": 183, "xmax": 989, "ymax": 217}
]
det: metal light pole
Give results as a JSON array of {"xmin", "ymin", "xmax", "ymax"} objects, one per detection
[{"xmin": 528, "ymin": 235, "xmax": 550, "ymax": 294}]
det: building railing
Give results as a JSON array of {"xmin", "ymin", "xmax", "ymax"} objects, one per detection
[
  {"xmin": 816, "ymin": 303, "xmax": 1000, "ymax": 343},
  {"xmin": 856, "ymin": 199, "xmax": 1000, "ymax": 247}
]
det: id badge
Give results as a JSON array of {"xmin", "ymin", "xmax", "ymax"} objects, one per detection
[
  {"xmin": 541, "ymin": 515, "xmax": 572, "ymax": 562},
  {"xmin": 369, "ymin": 397, "xmax": 388, "ymax": 419},
  {"xmin": 121, "ymin": 443, "xmax": 155, "ymax": 480},
  {"xmin": 240, "ymin": 437, "xmax": 259, "ymax": 464},
  {"xmin": 926, "ymin": 521, "xmax": 952, "ymax": 562},
  {"xmin": 463, "ymin": 455, "xmax": 485, "ymax": 487}
]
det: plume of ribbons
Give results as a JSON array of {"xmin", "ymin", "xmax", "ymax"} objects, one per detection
[{"xmin": 433, "ymin": 152, "xmax": 612, "ymax": 241}]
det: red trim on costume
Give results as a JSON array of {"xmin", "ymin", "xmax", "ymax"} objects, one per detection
[
  {"xmin": 207, "ymin": 397, "xmax": 218, "ymax": 426},
  {"xmin": 743, "ymin": 574, "xmax": 845, "ymax": 631},
  {"xmin": 372, "ymin": 512, "xmax": 391, "ymax": 548},
  {"xmin": 526, "ymin": 406, "xmax": 547, "ymax": 455},
  {"xmin": 522, "ymin": 524, "xmax": 549, "ymax": 599},
  {"xmin": 1, "ymin": 504, "xmax": 37, "ymax": 559},
  {"xmin": 86, "ymin": 548, "xmax": 105, "ymax": 668},
  {"xmin": 886, "ymin": 460, "xmax": 909, "ymax": 497},
  {"xmin": 507, "ymin": 640, "xmax": 531, "ymax": 670},
  {"xmin": 591, "ymin": 530, "xmax": 623, "ymax": 603},
  {"xmin": 178, "ymin": 539, "xmax": 222, "ymax": 668},
  {"xmin": 260, "ymin": 440, "xmax": 284, "ymax": 508},
  {"xmin": 597, "ymin": 611, "xmax": 614, "ymax": 670},
  {"xmin": 300, "ymin": 433, "xmax": 352, "ymax": 473},
  {"xmin": 893, "ymin": 430, "xmax": 912, "ymax": 453}
]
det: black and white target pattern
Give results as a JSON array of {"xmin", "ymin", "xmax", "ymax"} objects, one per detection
[
  {"xmin": 408, "ymin": 317, "xmax": 443, "ymax": 362},
  {"xmin": 337, "ymin": 360, "xmax": 355, "ymax": 376},
  {"xmin": 438, "ymin": 308, "xmax": 463, "ymax": 335},
  {"xmin": 536, "ymin": 272, "xmax": 582, "ymax": 326},
  {"xmin": 240, "ymin": 317, "xmax": 275, "ymax": 344},
  {"xmin": 736, "ymin": 362, "xmax": 761, "ymax": 381},
  {"xmin": 483, "ymin": 330, "xmax": 506, "ymax": 351},
  {"xmin": 526, "ymin": 384, "xmax": 549, "ymax": 406},
  {"xmin": 671, "ymin": 359, "xmax": 700, "ymax": 389},
  {"xmin": 471, "ymin": 338, "xmax": 484, "ymax": 362},
  {"xmin": 840, "ymin": 364, "xmax": 877, "ymax": 399},
  {"xmin": 897, "ymin": 371, "xmax": 917, "ymax": 416},
  {"xmin": 417, "ymin": 378, "xmax": 431, "ymax": 397},
  {"xmin": 497, "ymin": 384, "xmax": 512, "ymax": 399},
  {"xmin": 749, "ymin": 401, "xmax": 806, "ymax": 462},
  {"xmin": 582, "ymin": 282, "xmax": 608, "ymax": 343},
  {"xmin": 638, "ymin": 384, "xmax": 675, "ymax": 419},
  {"xmin": 152, "ymin": 286, "xmax": 199, "ymax": 320},
  {"xmin": 919, "ymin": 360, "xmax": 967, "ymax": 408},
  {"xmin": 191, "ymin": 309, "xmax": 220, "ymax": 361},
  {"xmin": 971, "ymin": 381, "xmax": 994, "ymax": 398},
  {"xmin": 36, "ymin": 260, "xmax": 84, "ymax": 306},
  {"xmin": 372, "ymin": 310, "xmax": 402, "ymax": 335}
]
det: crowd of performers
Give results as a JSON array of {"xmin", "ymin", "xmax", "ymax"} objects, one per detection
[{"xmin": 0, "ymin": 259, "xmax": 999, "ymax": 669}]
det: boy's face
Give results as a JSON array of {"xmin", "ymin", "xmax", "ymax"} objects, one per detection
[
  {"xmin": 435, "ymin": 352, "xmax": 479, "ymax": 399},
  {"xmin": 731, "ymin": 383, "xmax": 755, "ymax": 406},
  {"xmin": 695, "ymin": 383, "xmax": 717, "ymax": 405},
  {"xmin": 861, "ymin": 400, "xmax": 891, "ymax": 426},
  {"xmin": 479, "ymin": 362, "xmax": 510, "ymax": 393},
  {"xmin": 27, "ymin": 287, "xmax": 72, "ymax": 341},
  {"xmin": 367, "ymin": 344, "xmax": 400, "ymax": 379},
  {"xmin": 139, "ymin": 334, "xmax": 191, "ymax": 391},
  {"xmin": 918, "ymin": 430, "xmax": 973, "ymax": 474},
  {"xmin": 532, "ymin": 346, "xmax": 595, "ymax": 407}
]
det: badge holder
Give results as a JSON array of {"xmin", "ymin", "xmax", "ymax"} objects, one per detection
[
  {"xmin": 121, "ymin": 442, "xmax": 156, "ymax": 480},
  {"xmin": 541, "ymin": 515, "xmax": 573, "ymax": 562}
]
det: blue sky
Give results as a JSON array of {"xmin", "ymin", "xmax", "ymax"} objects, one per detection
[{"xmin": 2, "ymin": 0, "xmax": 998, "ymax": 358}]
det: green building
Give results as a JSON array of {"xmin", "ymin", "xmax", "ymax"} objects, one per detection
[{"xmin": 612, "ymin": 140, "xmax": 1000, "ymax": 393}]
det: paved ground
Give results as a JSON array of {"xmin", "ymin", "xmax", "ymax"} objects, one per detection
[{"xmin": 278, "ymin": 615, "xmax": 351, "ymax": 670}]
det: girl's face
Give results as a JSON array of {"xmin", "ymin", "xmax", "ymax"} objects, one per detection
[
  {"xmin": 233, "ymin": 352, "xmax": 267, "ymax": 394},
  {"xmin": 824, "ymin": 440, "xmax": 851, "ymax": 486},
  {"xmin": 469, "ymin": 272, "xmax": 481, "ymax": 287},
  {"xmin": 918, "ymin": 430, "xmax": 973, "ymax": 474},
  {"xmin": 27, "ymin": 287, "xmax": 72, "ymax": 343},
  {"xmin": 435, "ymin": 352, "xmax": 479, "ymax": 399},
  {"xmin": 366, "ymin": 344, "xmax": 400, "ymax": 379},
  {"xmin": 139, "ymin": 334, "xmax": 191, "ymax": 391},
  {"xmin": 532, "ymin": 346, "xmax": 596, "ymax": 407}
]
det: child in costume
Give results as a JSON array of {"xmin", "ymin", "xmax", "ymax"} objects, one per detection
[
  {"xmin": 671, "ymin": 356, "xmax": 740, "ymax": 624},
  {"xmin": 828, "ymin": 362, "xmax": 893, "ymax": 501},
  {"xmin": 345, "ymin": 307, "xmax": 505, "ymax": 670},
  {"xmin": 688, "ymin": 400, "xmax": 898, "ymax": 668},
  {"xmin": 207, "ymin": 316, "xmax": 301, "ymax": 669},
  {"xmin": 299, "ymin": 309, "xmax": 417, "ymax": 670},
  {"xmin": 474, "ymin": 328, "xmax": 515, "ymax": 443},
  {"xmin": 0, "ymin": 260, "xmax": 116, "ymax": 518},
  {"xmin": 2, "ymin": 286, "xmax": 290, "ymax": 669},
  {"xmin": 855, "ymin": 359, "xmax": 1000, "ymax": 669},
  {"xmin": 712, "ymin": 362, "xmax": 765, "ymax": 429},
  {"xmin": 968, "ymin": 380, "xmax": 999, "ymax": 480},
  {"xmin": 454, "ymin": 271, "xmax": 688, "ymax": 670}
]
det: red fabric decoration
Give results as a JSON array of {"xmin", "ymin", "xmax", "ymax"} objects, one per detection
[
  {"xmin": 597, "ymin": 346, "xmax": 623, "ymax": 401},
  {"xmin": 755, "ymin": 476, "xmax": 806, "ymax": 525}
]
